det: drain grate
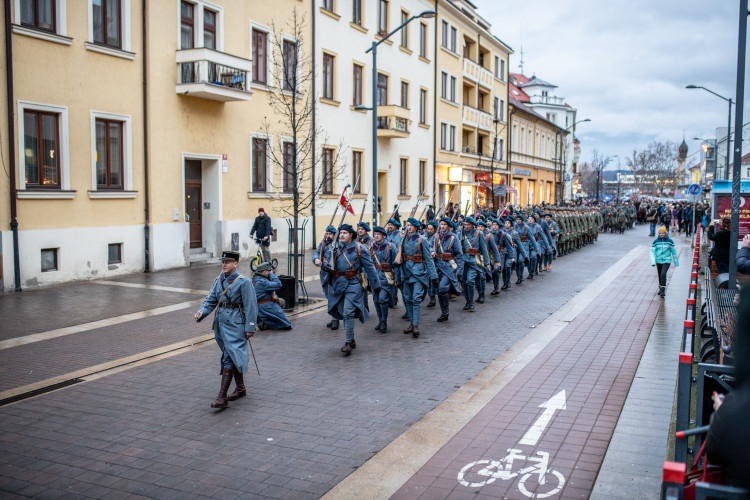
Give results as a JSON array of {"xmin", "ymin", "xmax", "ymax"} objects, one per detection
[{"xmin": 0, "ymin": 378, "xmax": 84, "ymax": 407}]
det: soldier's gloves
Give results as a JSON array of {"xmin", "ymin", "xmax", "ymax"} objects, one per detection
[
  {"xmin": 432, "ymin": 278, "xmax": 439, "ymax": 290},
  {"xmin": 322, "ymin": 263, "xmax": 334, "ymax": 273},
  {"xmin": 373, "ymin": 287, "xmax": 382, "ymax": 296}
]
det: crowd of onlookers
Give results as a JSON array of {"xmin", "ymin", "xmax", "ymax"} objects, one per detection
[{"xmin": 641, "ymin": 201, "xmax": 708, "ymax": 238}]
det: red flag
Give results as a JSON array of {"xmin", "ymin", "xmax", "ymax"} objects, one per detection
[{"xmin": 339, "ymin": 184, "xmax": 354, "ymax": 214}]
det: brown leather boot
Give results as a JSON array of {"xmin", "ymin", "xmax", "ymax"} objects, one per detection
[
  {"xmin": 403, "ymin": 324, "xmax": 414, "ymax": 334},
  {"xmin": 227, "ymin": 370, "xmax": 246, "ymax": 401},
  {"xmin": 211, "ymin": 368, "xmax": 233, "ymax": 409}
]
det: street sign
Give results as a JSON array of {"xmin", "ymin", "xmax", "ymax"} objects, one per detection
[{"xmin": 688, "ymin": 183, "xmax": 701, "ymax": 196}]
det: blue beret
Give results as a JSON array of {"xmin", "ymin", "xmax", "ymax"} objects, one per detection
[
  {"xmin": 406, "ymin": 217, "xmax": 420, "ymax": 227},
  {"xmin": 358, "ymin": 222, "xmax": 371, "ymax": 231},
  {"xmin": 476, "ymin": 219, "xmax": 488, "ymax": 227},
  {"xmin": 449, "ymin": 221, "xmax": 458, "ymax": 231},
  {"xmin": 387, "ymin": 218, "xmax": 401, "ymax": 228},
  {"xmin": 514, "ymin": 213, "xmax": 524, "ymax": 219},
  {"xmin": 338, "ymin": 223, "xmax": 355, "ymax": 234},
  {"xmin": 543, "ymin": 213, "xmax": 553, "ymax": 218},
  {"xmin": 325, "ymin": 225, "xmax": 336, "ymax": 233},
  {"xmin": 373, "ymin": 225, "xmax": 387, "ymax": 235},
  {"xmin": 440, "ymin": 217, "xmax": 452, "ymax": 225},
  {"xmin": 464, "ymin": 217, "xmax": 477, "ymax": 225},
  {"xmin": 490, "ymin": 218, "xmax": 500, "ymax": 225},
  {"xmin": 427, "ymin": 220, "xmax": 438, "ymax": 228}
]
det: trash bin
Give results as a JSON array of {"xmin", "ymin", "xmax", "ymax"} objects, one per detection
[{"xmin": 277, "ymin": 275, "xmax": 296, "ymax": 309}]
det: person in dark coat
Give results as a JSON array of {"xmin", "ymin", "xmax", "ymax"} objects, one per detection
[
  {"xmin": 707, "ymin": 216, "xmax": 731, "ymax": 274},
  {"xmin": 738, "ymin": 235, "xmax": 750, "ymax": 275},
  {"xmin": 682, "ymin": 204, "xmax": 693, "ymax": 237},
  {"xmin": 706, "ymin": 288, "xmax": 750, "ymax": 490},
  {"xmin": 253, "ymin": 262, "xmax": 292, "ymax": 330},
  {"xmin": 250, "ymin": 208, "xmax": 273, "ymax": 263}
]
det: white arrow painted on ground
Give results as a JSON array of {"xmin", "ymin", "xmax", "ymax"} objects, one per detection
[{"xmin": 518, "ymin": 390, "xmax": 567, "ymax": 446}]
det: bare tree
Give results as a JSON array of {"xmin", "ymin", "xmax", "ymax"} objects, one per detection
[
  {"xmin": 626, "ymin": 148, "xmax": 653, "ymax": 196},
  {"xmin": 577, "ymin": 161, "xmax": 598, "ymax": 198},
  {"xmin": 591, "ymin": 149, "xmax": 613, "ymax": 201},
  {"xmin": 261, "ymin": 8, "xmax": 347, "ymax": 295},
  {"xmin": 625, "ymin": 141, "xmax": 678, "ymax": 197}
]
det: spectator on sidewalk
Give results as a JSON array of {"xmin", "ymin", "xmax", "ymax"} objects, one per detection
[
  {"xmin": 194, "ymin": 251, "xmax": 257, "ymax": 409},
  {"xmin": 707, "ymin": 216, "xmax": 731, "ymax": 274},
  {"xmin": 250, "ymin": 208, "xmax": 272, "ymax": 264},
  {"xmin": 706, "ymin": 288, "xmax": 750, "ymax": 490},
  {"xmin": 646, "ymin": 206, "xmax": 658, "ymax": 236},
  {"xmin": 682, "ymin": 204, "xmax": 694, "ymax": 237},
  {"xmin": 650, "ymin": 226, "xmax": 679, "ymax": 297},
  {"xmin": 738, "ymin": 235, "xmax": 750, "ymax": 275},
  {"xmin": 671, "ymin": 205, "xmax": 680, "ymax": 233},
  {"xmin": 253, "ymin": 262, "xmax": 292, "ymax": 331}
]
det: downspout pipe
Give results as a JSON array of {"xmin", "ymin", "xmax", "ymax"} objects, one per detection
[
  {"xmin": 5, "ymin": 0, "xmax": 21, "ymax": 291},
  {"xmin": 142, "ymin": 0, "xmax": 150, "ymax": 272},
  {"xmin": 432, "ymin": 0, "xmax": 438, "ymax": 210},
  {"xmin": 310, "ymin": 0, "xmax": 316, "ymax": 248}
]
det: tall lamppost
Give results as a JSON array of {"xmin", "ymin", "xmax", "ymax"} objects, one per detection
[
  {"xmin": 686, "ymin": 84, "xmax": 733, "ymax": 180},
  {"xmin": 555, "ymin": 118, "xmax": 591, "ymax": 204},
  {"xmin": 355, "ymin": 9, "xmax": 436, "ymax": 226}
]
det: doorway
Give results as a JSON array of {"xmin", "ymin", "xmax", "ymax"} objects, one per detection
[
  {"xmin": 377, "ymin": 171, "xmax": 388, "ymax": 226},
  {"xmin": 185, "ymin": 160, "xmax": 202, "ymax": 248}
]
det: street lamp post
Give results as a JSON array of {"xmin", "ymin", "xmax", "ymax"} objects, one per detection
[
  {"xmin": 555, "ymin": 118, "xmax": 590, "ymax": 204},
  {"xmin": 359, "ymin": 10, "xmax": 436, "ymax": 226},
  {"xmin": 686, "ymin": 84, "xmax": 733, "ymax": 180}
]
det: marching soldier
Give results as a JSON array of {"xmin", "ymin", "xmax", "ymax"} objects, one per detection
[
  {"xmin": 544, "ymin": 213, "xmax": 559, "ymax": 269},
  {"xmin": 460, "ymin": 217, "xmax": 491, "ymax": 312},
  {"xmin": 490, "ymin": 219, "xmax": 516, "ymax": 294},
  {"xmin": 325, "ymin": 224, "xmax": 381, "ymax": 356},
  {"xmin": 397, "ymin": 218, "xmax": 438, "ymax": 337},
  {"xmin": 370, "ymin": 226, "xmax": 399, "ymax": 332},
  {"xmin": 476, "ymin": 219, "xmax": 502, "ymax": 303},
  {"xmin": 194, "ymin": 251, "xmax": 257, "ymax": 409},
  {"xmin": 502, "ymin": 217, "xmax": 524, "ymax": 289},
  {"xmin": 424, "ymin": 220, "xmax": 439, "ymax": 308},
  {"xmin": 313, "ymin": 226, "xmax": 339, "ymax": 330},
  {"xmin": 514, "ymin": 214, "xmax": 540, "ymax": 282},
  {"xmin": 385, "ymin": 218, "xmax": 403, "ymax": 308},
  {"xmin": 432, "ymin": 217, "xmax": 464, "ymax": 322},
  {"xmin": 357, "ymin": 222, "xmax": 373, "ymax": 246}
]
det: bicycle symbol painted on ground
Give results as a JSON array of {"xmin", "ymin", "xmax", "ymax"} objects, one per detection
[{"xmin": 457, "ymin": 448, "xmax": 565, "ymax": 498}]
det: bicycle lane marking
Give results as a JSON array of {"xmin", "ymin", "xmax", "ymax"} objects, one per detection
[{"xmin": 390, "ymin": 247, "xmax": 663, "ymax": 499}]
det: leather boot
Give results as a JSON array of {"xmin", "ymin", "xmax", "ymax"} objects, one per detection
[
  {"xmin": 490, "ymin": 288, "xmax": 500, "ymax": 295},
  {"xmin": 401, "ymin": 312, "xmax": 410, "ymax": 319},
  {"xmin": 350, "ymin": 338, "xmax": 357, "ymax": 349},
  {"xmin": 437, "ymin": 313, "xmax": 449, "ymax": 322},
  {"xmin": 326, "ymin": 320, "xmax": 333, "ymax": 328},
  {"xmin": 211, "ymin": 368, "xmax": 233, "ymax": 409},
  {"xmin": 412, "ymin": 326, "xmax": 420, "ymax": 338},
  {"xmin": 341, "ymin": 342, "xmax": 352, "ymax": 355},
  {"xmin": 477, "ymin": 294, "xmax": 485, "ymax": 303},
  {"xmin": 227, "ymin": 371, "xmax": 246, "ymax": 401},
  {"xmin": 330, "ymin": 319, "xmax": 339, "ymax": 330},
  {"xmin": 468, "ymin": 301, "xmax": 475, "ymax": 312},
  {"xmin": 426, "ymin": 296, "xmax": 436, "ymax": 307},
  {"xmin": 403, "ymin": 324, "xmax": 414, "ymax": 334},
  {"xmin": 516, "ymin": 277, "xmax": 523, "ymax": 284},
  {"xmin": 379, "ymin": 321, "xmax": 388, "ymax": 333}
]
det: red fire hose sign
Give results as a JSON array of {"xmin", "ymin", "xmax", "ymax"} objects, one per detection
[{"xmin": 716, "ymin": 194, "xmax": 750, "ymax": 239}]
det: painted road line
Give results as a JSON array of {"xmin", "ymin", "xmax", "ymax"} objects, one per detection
[
  {"xmin": 518, "ymin": 390, "xmax": 567, "ymax": 446},
  {"xmin": 0, "ymin": 300, "xmax": 201, "ymax": 350},
  {"xmin": 322, "ymin": 245, "xmax": 646, "ymax": 500},
  {"xmin": 93, "ymin": 281, "xmax": 210, "ymax": 295},
  {"xmin": 0, "ymin": 299, "xmax": 328, "ymax": 404}
]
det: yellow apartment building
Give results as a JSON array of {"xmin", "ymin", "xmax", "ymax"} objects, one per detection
[
  {"xmin": 507, "ymin": 97, "xmax": 566, "ymax": 206},
  {"xmin": 0, "ymin": 0, "xmax": 311, "ymax": 291},
  {"xmin": 433, "ymin": 0, "xmax": 512, "ymax": 215}
]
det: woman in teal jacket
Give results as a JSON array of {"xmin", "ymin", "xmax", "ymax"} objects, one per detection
[{"xmin": 650, "ymin": 226, "xmax": 679, "ymax": 297}]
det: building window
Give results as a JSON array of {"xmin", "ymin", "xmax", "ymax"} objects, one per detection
[
  {"xmin": 450, "ymin": 26, "xmax": 457, "ymax": 52},
  {"xmin": 450, "ymin": 75, "xmax": 456, "ymax": 102},
  {"xmin": 419, "ymin": 89, "xmax": 427, "ymax": 124},
  {"xmin": 441, "ymin": 20, "xmax": 448, "ymax": 48},
  {"xmin": 440, "ymin": 72, "xmax": 447, "ymax": 99},
  {"xmin": 399, "ymin": 158, "xmax": 407, "ymax": 196},
  {"xmin": 322, "ymin": 148, "xmax": 334, "ymax": 194},
  {"xmin": 23, "ymin": 110, "xmax": 60, "ymax": 188},
  {"xmin": 41, "ymin": 248, "xmax": 58, "ymax": 272},
  {"xmin": 377, "ymin": 73, "xmax": 387, "ymax": 105},
  {"xmin": 180, "ymin": 1, "xmax": 194, "ymax": 49},
  {"xmin": 352, "ymin": 0, "xmax": 362, "ymax": 25},
  {"xmin": 419, "ymin": 159, "xmax": 426, "ymax": 194},
  {"xmin": 322, "ymin": 0, "xmax": 334, "ymax": 12},
  {"xmin": 440, "ymin": 123, "xmax": 447, "ymax": 149},
  {"xmin": 251, "ymin": 137, "xmax": 267, "ymax": 192},
  {"xmin": 282, "ymin": 39, "xmax": 298, "ymax": 91},
  {"xmin": 92, "ymin": 0, "xmax": 121, "ymax": 48},
  {"xmin": 20, "ymin": 0, "xmax": 56, "ymax": 32},
  {"xmin": 282, "ymin": 141, "xmax": 295, "ymax": 193},
  {"xmin": 400, "ymin": 10, "xmax": 408, "ymax": 48},
  {"xmin": 494, "ymin": 137, "xmax": 504, "ymax": 161},
  {"xmin": 377, "ymin": 0, "xmax": 388, "ymax": 35},
  {"xmin": 252, "ymin": 29, "xmax": 268, "ymax": 84},
  {"xmin": 419, "ymin": 22, "xmax": 427, "ymax": 58},
  {"xmin": 353, "ymin": 63, "xmax": 363, "ymax": 106},
  {"xmin": 95, "ymin": 119, "xmax": 123, "ymax": 189},
  {"xmin": 352, "ymin": 151, "xmax": 362, "ymax": 193},
  {"xmin": 108, "ymin": 243, "xmax": 122, "ymax": 264},
  {"xmin": 450, "ymin": 125, "xmax": 456, "ymax": 151},
  {"xmin": 400, "ymin": 81, "xmax": 408, "ymax": 108},
  {"xmin": 322, "ymin": 53, "xmax": 335, "ymax": 100},
  {"xmin": 203, "ymin": 8, "xmax": 216, "ymax": 49}
]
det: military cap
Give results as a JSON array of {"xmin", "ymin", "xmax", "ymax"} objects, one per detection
[
  {"xmin": 387, "ymin": 218, "xmax": 401, "ymax": 228},
  {"xmin": 543, "ymin": 213, "xmax": 554, "ymax": 218},
  {"xmin": 427, "ymin": 220, "xmax": 438, "ymax": 229},
  {"xmin": 220, "ymin": 251, "xmax": 240, "ymax": 262},
  {"xmin": 464, "ymin": 217, "xmax": 477, "ymax": 226},
  {"xmin": 476, "ymin": 219, "xmax": 488, "ymax": 227},
  {"xmin": 440, "ymin": 216, "xmax": 453, "ymax": 225},
  {"xmin": 373, "ymin": 225, "xmax": 387, "ymax": 235},
  {"xmin": 357, "ymin": 222, "xmax": 371, "ymax": 231},
  {"xmin": 338, "ymin": 223, "xmax": 356, "ymax": 234},
  {"xmin": 406, "ymin": 217, "xmax": 421, "ymax": 228},
  {"xmin": 514, "ymin": 213, "xmax": 525, "ymax": 220},
  {"xmin": 325, "ymin": 225, "xmax": 336, "ymax": 233}
]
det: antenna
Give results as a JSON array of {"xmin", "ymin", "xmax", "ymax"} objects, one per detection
[{"xmin": 519, "ymin": 46, "xmax": 525, "ymax": 74}]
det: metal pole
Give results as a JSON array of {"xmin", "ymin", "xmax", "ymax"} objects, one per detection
[
  {"xmin": 371, "ymin": 42, "xmax": 378, "ymax": 227},
  {"xmin": 728, "ymin": 0, "xmax": 747, "ymax": 291},
  {"xmin": 725, "ymin": 98, "xmax": 732, "ymax": 180}
]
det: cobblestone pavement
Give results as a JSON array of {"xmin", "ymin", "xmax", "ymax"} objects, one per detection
[{"xmin": 0, "ymin": 226, "xmax": 677, "ymax": 498}]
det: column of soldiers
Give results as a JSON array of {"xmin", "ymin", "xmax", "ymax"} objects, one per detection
[{"xmin": 313, "ymin": 203, "xmax": 604, "ymax": 357}]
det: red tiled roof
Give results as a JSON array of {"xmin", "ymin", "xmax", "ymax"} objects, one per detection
[{"xmin": 509, "ymin": 73, "xmax": 529, "ymax": 102}]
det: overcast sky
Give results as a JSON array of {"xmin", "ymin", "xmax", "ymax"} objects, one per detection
[{"xmin": 475, "ymin": 0, "xmax": 748, "ymax": 170}]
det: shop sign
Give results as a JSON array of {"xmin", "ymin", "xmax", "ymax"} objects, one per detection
[
  {"xmin": 513, "ymin": 167, "xmax": 532, "ymax": 176},
  {"xmin": 716, "ymin": 194, "xmax": 750, "ymax": 240},
  {"xmin": 449, "ymin": 167, "xmax": 463, "ymax": 182},
  {"xmin": 476, "ymin": 173, "xmax": 505, "ymax": 184}
]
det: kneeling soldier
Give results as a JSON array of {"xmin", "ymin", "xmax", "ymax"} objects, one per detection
[
  {"xmin": 194, "ymin": 251, "xmax": 257, "ymax": 409},
  {"xmin": 253, "ymin": 262, "xmax": 292, "ymax": 330}
]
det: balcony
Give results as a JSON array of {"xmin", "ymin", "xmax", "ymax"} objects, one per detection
[
  {"xmin": 463, "ymin": 57, "xmax": 480, "ymax": 84},
  {"xmin": 376, "ymin": 105, "xmax": 410, "ymax": 138},
  {"xmin": 463, "ymin": 105, "xmax": 478, "ymax": 127},
  {"xmin": 477, "ymin": 109, "xmax": 493, "ymax": 131},
  {"xmin": 176, "ymin": 48, "xmax": 253, "ymax": 102},
  {"xmin": 528, "ymin": 94, "xmax": 565, "ymax": 106},
  {"xmin": 479, "ymin": 66, "xmax": 494, "ymax": 89}
]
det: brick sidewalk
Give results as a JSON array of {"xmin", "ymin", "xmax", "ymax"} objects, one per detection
[{"xmin": 389, "ymin": 244, "xmax": 683, "ymax": 499}]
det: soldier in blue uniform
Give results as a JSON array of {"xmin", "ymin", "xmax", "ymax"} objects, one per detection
[
  {"xmin": 528, "ymin": 214, "xmax": 551, "ymax": 276},
  {"xmin": 385, "ymin": 219, "xmax": 403, "ymax": 308},
  {"xmin": 194, "ymin": 251, "xmax": 258, "ymax": 409},
  {"xmin": 475, "ymin": 219, "xmax": 501, "ymax": 303},
  {"xmin": 544, "ymin": 213, "xmax": 559, "ymax": 270},
  {"xmin": 460, "ymin": 217, "xmax": 491, "ymax": 312},
  {"xmin": 501, "ymin": 217, "xmax": 524, "ymax": 290},
  {"xmin": 325, "ymin": 224, "xmax": 381, "ymax": 356},
  {"xmin": 397, "ymin": 218, "xmax": 438, "ymax": 337},
  {"xmin": 490, "ymin": 219, "xmax": 516, "ymax": 294},
  {"xmin": 424, "ymin": 220, "xmax": 439, "ymax": 308},
  {"xmin": 357, "ymin": 222, "xmax": 372, "ymax": 246},
  {"xmin": 313, "ymin": 226, "xmax": 338, "ymax": 330},
  {"xmin": 432, "ymin": 217, "xmax": 464, "ymax": 322},
  {"xmin": 514, "ymin": 214, "xmax": 539, "ymax": 283},
  {"xmin": 369, "ymin": 226, "xmax": 400, "ymax": 332},
  {"xmin": 253, "ymin": 262, "xmax": 292, "ymax": 330}
]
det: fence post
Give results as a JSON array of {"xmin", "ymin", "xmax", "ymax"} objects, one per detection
[{"xmin": 674, "ymin": 352, "xmax": 693, "ymax": 464}]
